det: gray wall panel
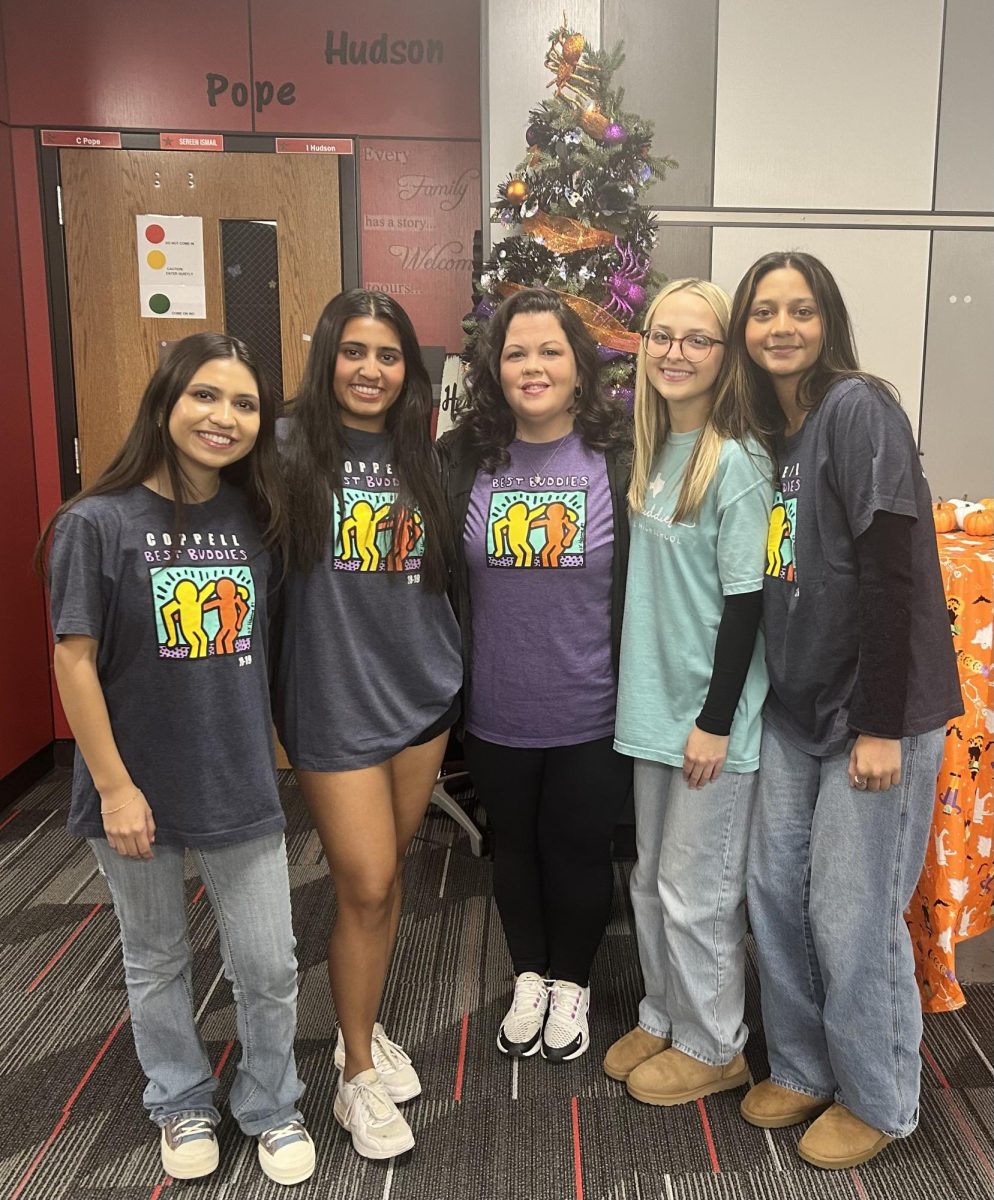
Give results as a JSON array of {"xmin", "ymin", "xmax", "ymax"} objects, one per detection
[
  {"xmin": 920, "ymin": 232, "xmax": 994, "ymax": 500},
  {"xmin": 934, "ymin": 0, "xmax": 994, "ymax": 212},
  {"xmin": 602, "ymin": 0, "xmax": 717, "ymax": 208},
  {"xmin": 650, "ymin": 223, "xmax": 712, "ymax": 285}
]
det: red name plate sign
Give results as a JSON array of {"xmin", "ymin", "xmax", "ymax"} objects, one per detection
[
  {"xmin": 159, "ymin": 133, "xmax": 225, "ymax": 151},
  {"xmin": 41, "ymin": 129, "xmax": 122, "ymax": 149},
  {"xmin": 275, "ymin": 137, "xmax": 354, "ymax": 155}
]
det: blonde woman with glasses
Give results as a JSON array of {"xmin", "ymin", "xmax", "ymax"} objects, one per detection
[{"xmin": 605, "ymin": 279, "xmax": 773, "ymax": 1106}]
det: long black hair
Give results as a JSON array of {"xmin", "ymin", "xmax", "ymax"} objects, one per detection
[
  {"xmin": 282, "ymin": 289, "xmax": 450, "ymax": 591},
  {"xmin": 36, "ymin": 332, "xmax": 286, "ymax": 576},
  {"xmin": 712, "ymin": 250, "xmax": 897, "ymax": 460},
  {"xmin": 455, "ymin": 288, "xmax": 632, "ymax": 472}
]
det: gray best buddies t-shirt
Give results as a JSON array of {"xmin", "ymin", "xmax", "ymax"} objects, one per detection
[
  {"xmin": 274, "ymin": 428, "xmax": 462, "ymax": 770},
  {"xmin": 763, "ymin": 377, "xmax": 962, "ymax": 756},
  {"xmin": 49, "ymin": 483, "xmax": 284, "ymax": 847}
]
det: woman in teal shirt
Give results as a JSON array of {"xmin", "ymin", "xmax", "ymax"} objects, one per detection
[{"xmin": 606, "ymin": 279, "xmax": 772, "ymax": 1105}]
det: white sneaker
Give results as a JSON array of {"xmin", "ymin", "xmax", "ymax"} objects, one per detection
[
  {"xmin": 257, "ymin": 1120, "xmax": 315, "ymax": 1185},
  {"xmin": 334, "ymin": 1022, "xmax": 422, "ymax": 1102},
  {"xmin": 159, "ymin": 1114, "xmax": 219, "ymax": 1179},
  {"xmin": 541, "ymin": 980, "xmax": 590, "ymax": 1062},
  {"xmin": 334, "ymin": 1067, "xmax": 415, "ymax": 1160},
  {"xmin": 497, "ymin": 971, "xmax": 550, "ymax": 1058}
]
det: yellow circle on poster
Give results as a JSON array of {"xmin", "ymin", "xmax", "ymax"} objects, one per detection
[{"xmin": 146, "ymin": 250, "xmax": 167, "ymax": 270}]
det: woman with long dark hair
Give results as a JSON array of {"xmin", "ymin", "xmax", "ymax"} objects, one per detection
[
  {"xmin": 38, "ymin": 334, "xmax": 314, "ymax": 1186},
  {"xmin": 441, "ymin": 287, "xmax": 633, "ymax": 1064},
  {"xmin": 276, "ymin": 289, "xmax": 461, "ymax": 1160},
  {"xmin": 723, "ymin": 252, "xmax": 962, "ymax": 1168}
]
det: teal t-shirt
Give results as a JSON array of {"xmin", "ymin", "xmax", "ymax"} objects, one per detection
[{"xmin": 615, "ymin": 430, "xmax": 773, "ymax": 772}]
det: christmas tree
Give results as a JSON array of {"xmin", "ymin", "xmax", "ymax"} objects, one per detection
[{"xmin": 466, "ymin": 19, "xmax": 676, "ymax": 404}]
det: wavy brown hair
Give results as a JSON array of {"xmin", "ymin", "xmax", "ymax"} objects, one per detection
[
  {"xmin": 282, "ymin": 289, "xmax": 450, "ymax": 590},
  {"xmin": 455, "ymin": 288, "xmax": 631, "ymax": 472},
  {"xmin": 712, "ymin": 250, "xmax": 897, "ymax": 460},
  {"xmin": 35, "ymin": 333, "xmax": 286, "ymax": 578}
]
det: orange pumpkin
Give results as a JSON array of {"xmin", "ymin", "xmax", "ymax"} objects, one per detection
[
  {"xmin": 978, "ymin": 498, "xmax": 994, "ymax": 510},
  {"xmin": 934, "ymin": 499, "xmax": 957, "ymax": 513},
  {"xmin": 933, "ymin": 507, "xmax": 958, "ymax": 533},
  {"xmin": 962, "ymin": 509, "xmax": 994, "ymax": 536}
]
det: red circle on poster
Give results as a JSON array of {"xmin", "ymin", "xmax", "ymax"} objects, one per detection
[{"xmin": 145, "ymin": 224, "xmax": 166, "ymax": 244}]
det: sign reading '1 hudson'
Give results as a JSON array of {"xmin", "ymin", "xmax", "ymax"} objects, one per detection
[{"xmin": 325, "ymin": 31, "xmax": 444, "ymax": 66}]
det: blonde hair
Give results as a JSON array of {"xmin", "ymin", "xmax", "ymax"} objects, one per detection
[{"xmin": 629, "ymin": 278, "xmax": 732, "ymax": 522}]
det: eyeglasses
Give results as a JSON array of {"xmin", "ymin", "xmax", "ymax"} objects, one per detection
[{"xmin": 641, "ymin": 330, "xmax": 725, "ymax": 362}]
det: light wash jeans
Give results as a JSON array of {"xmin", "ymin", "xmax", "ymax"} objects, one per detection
[
  {"xmin": 630, "ymin": 758, "xmax": 757, "ymax": 1066},
  {"xmin": 747, "ymin": 723, "xmax": 944, "ymax": 1138},
  {"xmin": 90, "ymin": 832, "xmax": 304, "ymax": 1135}
]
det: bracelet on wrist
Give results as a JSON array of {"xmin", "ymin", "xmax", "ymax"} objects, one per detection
[{"xmin": 100, "ymin": 790, "xmax": 142, "ymax": 816}]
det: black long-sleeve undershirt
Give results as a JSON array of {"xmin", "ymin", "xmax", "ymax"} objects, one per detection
[{"xmin": 695, "ymin": 589, "xmax": 764, "ymax": 737}]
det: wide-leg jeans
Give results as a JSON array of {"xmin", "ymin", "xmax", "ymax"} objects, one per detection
[
  {"xmin": 91, "ymin": 832, "xmax": 304, "ymax": 1134},
  {"xmin": 630, "ymin": 758, "xmax": 757, "ymax": 1065},
  {"xmin": 747, "ymin": 723, "xmax": 944, "ymax": 1137}
]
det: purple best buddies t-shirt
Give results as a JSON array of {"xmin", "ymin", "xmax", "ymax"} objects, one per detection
[{"xmin": 463, "ymin": 431, "xmax": 616, "ymax": 748}]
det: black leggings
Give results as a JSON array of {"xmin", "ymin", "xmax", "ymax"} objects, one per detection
[{"xmin": 464, "ymin": 733, "xmax": 632, "ymax": 986}]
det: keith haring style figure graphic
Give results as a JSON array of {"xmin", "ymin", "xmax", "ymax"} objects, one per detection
[
  {"xmin": 153, "ymin": 566, "xmax": 255, "ymax": 660},
  {"xmin": 334, "ymin": 489, "xmax": 425, "ymax": 574},
  {"xmin": 486, "ymin": 489, "xmax": 587, "ymax": 569},
  {"xmin": 766, "ymin": 491, "xmax": 796, "ymax": 582}
]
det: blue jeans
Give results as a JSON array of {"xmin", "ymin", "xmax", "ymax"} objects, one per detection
[
  {"xmin": 90, "ymin": 833, "xmax": 304, "ymax": 1135},
  {"xmin": 747, "ymin": 723, "xmax": 944, "ymax": 1138},
  {"xmin": 630, "ymin": 759, "xmax": 756, "ymax": 1065}
]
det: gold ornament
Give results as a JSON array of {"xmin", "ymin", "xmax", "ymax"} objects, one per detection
[
  {"xmin": 505, "ymin": 178, "xmax": 528, "ymax": 203},
  {"xmin": 498, "ymin": 282, "xmax": 642, "ymax": 354},
  {"xmin": 563, "ymin": 33, "xmax": 585, "ymax": 63},
  {"xmin": 581, "ymin": 106, "xmax": 610, "ymax": 138},
  {"xmin": 521, "ymin": 212, "xmax": 615, "ymax": 253}
]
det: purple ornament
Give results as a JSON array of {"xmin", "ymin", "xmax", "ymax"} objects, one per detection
[
  {"xmin": 597, "ymin": 344, "xmax": 624, "ymax": 363},
  {"xmin": 603, "ymin": 122, "xmax": 628, "ymax": 145},
  {"xmin": 605, "ymin": 238, "xmax": 651, "ymax": 321},
  {"xmin": 474, "ymin": 296, "xmax": 498, "ymax": 319},
  {"xmin": 610, "ymin": 385, "xmax": 636, "ymax": 411},
  {"xmin": 639, "ymin": 162, "xmax": 652, "ymax": 184}
]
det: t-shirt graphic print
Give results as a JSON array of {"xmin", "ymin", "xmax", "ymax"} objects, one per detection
[
  {"xmin": 485, "ymin": 485, "xmax": 586, "ymax": 569},
  {"xmin": 153, "ymin": 565, "xmax": 256, "ymax": 660},
  {"xmin": 333, "ymin": 451, "xmax": 423, "ymax": 577}
]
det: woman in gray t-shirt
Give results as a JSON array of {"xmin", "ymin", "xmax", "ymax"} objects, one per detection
[
  {"xmin": 722, "ymin": 252, "xmax": 962, "ymax": 1170},
  {"xmin": 38, "ymin": 334, "xmax": 315, "ymax": 1186},
  {"xmin": 276, "ymin": 290, "xmax": 461, "ymax": 1162}
]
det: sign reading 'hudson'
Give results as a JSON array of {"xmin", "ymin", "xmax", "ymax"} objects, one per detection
[{"xmin": 325, "ymin": 31, "xmax": 444, "ymax": 66}]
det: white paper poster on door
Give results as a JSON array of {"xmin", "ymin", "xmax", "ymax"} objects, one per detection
[{"xmin": 136, "ymin": 215, "xmax": 207, "ymax": 318}]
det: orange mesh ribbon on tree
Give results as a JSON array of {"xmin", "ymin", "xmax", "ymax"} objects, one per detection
[
  {"xmin": 520, "ymin": 212, "xmax": 616, "ymax": 254},
  {"xmin": 498, "ymin": 282, "xmax": 642, "ymax": 354}
]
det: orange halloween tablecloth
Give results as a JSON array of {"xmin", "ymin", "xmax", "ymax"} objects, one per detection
[{"xmin": 907, "ymin": 531, "xmax": 994, "ymax": 1011}]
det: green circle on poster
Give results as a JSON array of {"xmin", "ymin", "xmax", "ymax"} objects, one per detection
[{"xmin": 148, "ymin": 293, "xmax": 171, "ymax": 315}]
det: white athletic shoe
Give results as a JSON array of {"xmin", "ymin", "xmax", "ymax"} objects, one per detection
[
  {"xmin": 334, "ymin": 1023, "xmax": 422, "ymax": 1102},
  {"xmin": 541, "ymin": 980, "xmax": 590, "ymax": 1062},
  {"xmin": 334, "ymin": 1067, "xmax": 415, "ymax": 1160},
  {"xmin": 497, "ymin": 971, "xmax": 550, "ymax": 1058}
]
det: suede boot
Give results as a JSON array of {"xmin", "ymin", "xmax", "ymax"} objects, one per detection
[
  {"xmin": 602, "ymin": 1027, "xmax": 671, "ymax": 1082},
  {"xmin": 626, "ymin": 1047, "xmax": 749, "ymax": 1105},
  {"xmin": 797, "ymin": 1103, "xmax": 893, "ymax": 1169},
  {"xmin": 740, "ymin": 1079, "xmax": 833, "ymax": 1128}
]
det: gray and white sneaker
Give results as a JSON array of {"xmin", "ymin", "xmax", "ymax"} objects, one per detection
[
  {"xmin": 497, "ymin": 971, "xmax": 550, "ymax": 1058},
  {"xmin": 541, "ymin": 980, "xmax": 590, "ymax": 1062},
  {"xmin": 159, "ymin": 1114, "xmax": 219, "ymax": 1179},
  {"xmin": 334, "ymin": 1022, "xmax": 422, "ymax": 1102},
  {"xmin": 334, "ymin": 1068, "xmax": 415, "ymax": 1160},
  {"xmin": 257, "ymin": 1119, "xmax": 315, "ymax": 1185}
]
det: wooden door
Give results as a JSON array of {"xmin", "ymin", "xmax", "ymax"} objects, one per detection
[{"xmin": 60, "ymin": 149, "xmax": 343, "ymax": 484}]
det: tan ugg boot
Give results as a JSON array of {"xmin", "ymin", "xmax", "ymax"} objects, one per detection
[
  {"xmin": 602, "ymin": 1027, "xmax": 671, "ymax": 1081},
  {"xmin": 626, "ymin": 1047, "xmax": 749, "ymax": 1105},
  {"xmin": 797, "ymin": 1103, "xmax": 892, "ymax": 1169},
  {"xmin": 740, "ymin": 1079, "xmax": 833, "ymax": 1128}
]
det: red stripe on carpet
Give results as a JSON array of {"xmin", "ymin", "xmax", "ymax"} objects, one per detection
[
  {"xmin": 214, "ymin": 1039, "xmax": 235, "ymax": 1077},
  {"xmin": 26, "ymin": 902, "xmax": 103, "ymax": 993},
  {"xmin": 696, "ymin": 1097, "xmax": 720, "ymax": 1173},
  {"xmin": 454, "ymin": 1011, "xmax": 470, "ymax": 1100},
  {"xmin": 149, "ymin": 1178, "xmax": 172, "ymax": 1199},
  {"xmin": 941, "ymin": 1092, "xmax": 994, "ymax": 1184},
  {"xmin": 921, "ymin": 1041, "xmax": 951, "ymax": 1088},
  {"xmin": 191, "ymin": 884, "xmax": 206, "ymax": 905},
  {"xmin": 570, "ymin": 1095, "xmax": 584, "ymax": 1200},
  {"xmin": 10, "ymin": 1009, "xmax": 131, "ymax": 1200},
  {"xmin": 851, "ymin": 1168, "xmax": 870, "ymax": 1199},
  {"xmin": 0, "ymin": 807, "xmax": 21, "ymax": 833}
]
